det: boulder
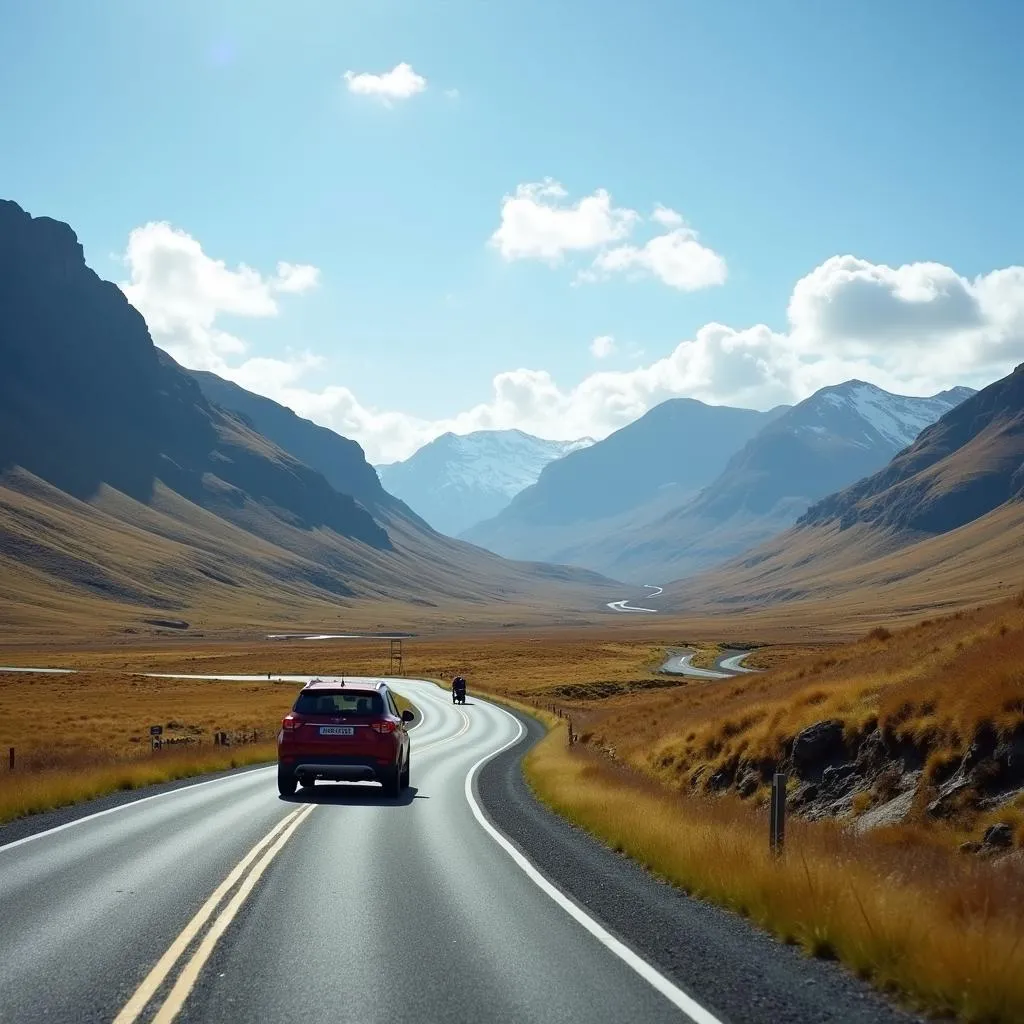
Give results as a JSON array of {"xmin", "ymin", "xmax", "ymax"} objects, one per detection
[
  {"xmin": 983, "ymin": 823, "xmax": 1015, "ymax": 850},
  {"xmin": 791, "ymin": 720, "xmax": 847, "ymax": 779}
]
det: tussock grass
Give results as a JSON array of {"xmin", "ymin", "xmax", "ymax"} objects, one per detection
[
  {"xmin": 0, "ymin": 743, "xmax": 277, "ymax": 823},
  {"xmin": 525, "ymin": 731, "xmax": 1024, "ymax": 1022}
]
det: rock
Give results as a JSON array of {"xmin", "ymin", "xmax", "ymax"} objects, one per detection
[
  {"xmin": 820, "ymin": 763, "xmax": 859, "ymax": 797},
  {"xmin": 792, "ymin": 720, "xmax": 847, "ymax": 779},
  {"xmin": 959, "ymin": 841, "xmax": 983, "ymax": 855},
  {"xmin": 736, "ymin": 770, "xmax": 759, "ymax": 798},
  {"xmin": 983, "ymin": 823, "xmax": 1015, "ymax": 849},
  {"xmin": 853, "ymin": 790, "xmax": 915, "ymax": 834}
]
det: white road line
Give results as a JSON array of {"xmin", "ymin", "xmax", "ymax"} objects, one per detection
[
  {"xmin": 465, "ymin": 700, "xmax": 725, "ymax": 1024},
  {"xmin": 0, "ymin": 765, "xmax": 275, "ymax": 855}
]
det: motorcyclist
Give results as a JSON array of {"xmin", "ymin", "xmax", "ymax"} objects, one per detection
[{"xmin": 452, "ymin": 675, "xmax": 466, "ymax": 702}]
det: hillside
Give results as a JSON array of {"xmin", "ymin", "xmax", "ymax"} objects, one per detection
[
  {"xmin": 376, "ymin": 429, "xmax": 592, "ymax": 536},
  {"xmin": 462, "ymin": 397, "xmax": 786, "ymax": 560},
  {"xmin": 664, "ymin": 364, "xmax": 1024, "ymax": 614},
  {"xmin": 0, "ymin": 199, "xmax": 618, "ymax": 636}
]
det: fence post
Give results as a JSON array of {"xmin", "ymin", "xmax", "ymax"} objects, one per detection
[
  {"xmin": 8, "ymin": 747, "xmax": 13, "ymax": 771},
  {"xmin": 770, "ymin": 772, "xmax": 787, "ymax": 855},
  {"xmin": 567, "ymin": 718, "xmax": 575, "ymax": 745}
]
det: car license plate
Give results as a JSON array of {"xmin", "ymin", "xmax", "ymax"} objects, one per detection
[{"xmin": 319, "ymin": 726, "xmax": 355, "ymax": 736}]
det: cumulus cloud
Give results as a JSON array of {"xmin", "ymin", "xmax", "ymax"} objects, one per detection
[
  {"xmin": 591, "ymin": 226, "xmax": 728, "ymax": 292},
  {"xmin": 491, "ymin": 180, "xmax": 727, "ymax": 291},
  {"xmin": 490, "ymin": 180, "xmax": 639, "ymax": 262},
  {"xmin": 651, "ymin": 204, "xmax": 684, "ymax": 227},
  {"xmin": 343, "ymin": 62, "xmax": 427, "ymax": 104},
  {"xmin": 119, "ymin": 222, "xmax": 319, "ymax": 370},
  {"xmin": 118, "ymin": 220, "xmax": 1024, "ymax": 464}
]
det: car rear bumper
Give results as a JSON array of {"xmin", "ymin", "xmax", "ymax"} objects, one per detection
[{"xmin": 281, "ymin": 755, "xmax": 396, "ymax": 782}]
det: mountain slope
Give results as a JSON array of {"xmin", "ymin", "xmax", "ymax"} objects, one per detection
[
  {"xmin": 465, "ymin": 383, "xmax": 970, "ymax": 582},
  {"xmin": 376, "ymin": 430, "xmax": 592, "ymax": 536},
  {"xmin": 188, "ymin": 369, "xmax": 421, "ymax": 524},
  {"xmin": 0, "ymin": 199, "xmax": 618, "ymax": 634},
  {"xmin": 662, "ymin": 364, "xmax": 1024, "ymax": 614},
  {"xmin": 462, "ymin": 398, "xmax": 786, "ymax": 560}
]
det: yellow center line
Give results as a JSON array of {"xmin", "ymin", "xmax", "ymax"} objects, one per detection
[
  {"xmin": 112, "ymin": 805, "xmax": 310, "ymax": 1024},
  {"xmin": 149, "ymin": 803, "xmax": 316, "ymax": 1023}
]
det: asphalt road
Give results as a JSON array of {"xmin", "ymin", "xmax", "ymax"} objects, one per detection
[
  {"xmin": 0, "ymin": 677, "xmax": 913, "ymax": 1024},
  {"xmin": 607, "ymin": 584, "xmax": 663, "ymax": 613},
  {"xmin": 659, "ymin": 650, "xmax": 758, "ymax": 678}
]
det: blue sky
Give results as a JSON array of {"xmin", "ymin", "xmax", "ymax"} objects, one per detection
[{"xmin": 2, "ymin": 0, "xmax": 1023, "ymax": 460}]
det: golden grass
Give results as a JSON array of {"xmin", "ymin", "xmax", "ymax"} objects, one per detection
[
  {"xmin": 0, "ymin": 743, "xmax": 277, "ymax": 824},
  {"xmin": 525, "ymin": 730, "xmax": 1024, "ymax": 1023},
  {"xmin": 563, "ymin": 597, "xmax": 1024, "ymax": 844}
]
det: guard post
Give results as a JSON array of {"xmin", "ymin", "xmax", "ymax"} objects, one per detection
[{"xmin": 770, "ymin": 772, "xmax": 787, "ymax": 856}]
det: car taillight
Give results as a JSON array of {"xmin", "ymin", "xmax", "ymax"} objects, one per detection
[
  {"xmin": 371, "ymin": 720, "xmax": 397, "ymax": 734},
  {"xmin": 282, "ymin": 714, "xmax": 303, "ymax": 731}
]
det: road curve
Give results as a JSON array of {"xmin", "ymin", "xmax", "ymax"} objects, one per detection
[
  {"xmin": 0, "ymin": 675, "xmax": 913, "ymax": 1024},
  {"xmin": 607, "ymin": 584, "xmax": 663, "ymax": 613},
  {"xmin": 0, "ymin": 679, "xmax": 705, "ymax": 1024}
]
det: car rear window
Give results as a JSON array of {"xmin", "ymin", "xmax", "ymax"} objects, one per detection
[{"xmin": 294, "ymin": 690, "xmax": 384, "ymax": 716}]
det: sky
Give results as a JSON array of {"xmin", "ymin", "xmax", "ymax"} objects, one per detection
[{"xmin": 2, "ymin": 0, "xmax": 1023, "ymax": 463}]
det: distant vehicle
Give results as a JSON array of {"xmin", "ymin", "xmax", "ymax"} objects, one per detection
[
  {"xmin": 452, "ymin": 675, "xmax": 467, "ymax": 704},
  {"xmin": 277, "ymin": 679, "xmax": 414, "ymax": 797}
]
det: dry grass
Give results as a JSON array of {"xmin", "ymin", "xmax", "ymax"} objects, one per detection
[
  {"xmin": 525, "ymin": 730, "xmax": 1024, "ymax": 1022},
  {"xmin": 563, "ymin": 597, "xmax": 1024, "ymax": 844},
  {"xmin": 0, "ymin": 671, "xmax": 310, "ymax": 824}
]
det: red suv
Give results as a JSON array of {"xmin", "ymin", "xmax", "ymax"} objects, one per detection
[{"xmin": 277, "ymin": 679, "xmax": 414, "ymax": 798}]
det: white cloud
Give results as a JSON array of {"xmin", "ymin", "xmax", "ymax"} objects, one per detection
[
  {"xmin": 491, "ymin": 181, "xmax": 727, "ymax": 292},
  {"xmin": 651, "ymin": 204, "xmax": 684, "ymax": 227},
  {"xmin": 119, "ymin": 222, "xmax": 319, "ymax": 371},
  {"xmin": 591, "ymin": 226, "xmax": 728, "ymax": 292},
  {"xmin": 343, "ymin": 63, "xmax": 427, "ymax": 104},
  {"xmin": 490, "ymin": 180, "xmax": 639, "ymax": 262},
  {"xmin": 274, "ymin": 261, "xmax": 321, "ymax": 293},
  {"xmin": 590, "ymin": 335, "xmax": 616, "ymax": 359},
  {"xmin": 118, "ymin": 221, "xmax": 1024, "ymax": 465}
]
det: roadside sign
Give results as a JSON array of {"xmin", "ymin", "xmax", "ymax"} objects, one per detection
[{"xmin": 150, "ymin": 725, "xmax": 163, "ymax": 736}]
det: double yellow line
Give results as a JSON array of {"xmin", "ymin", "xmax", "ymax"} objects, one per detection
[{"xmin": 113, "ymin": 803, "xmax": 316, "ymax": 1024}]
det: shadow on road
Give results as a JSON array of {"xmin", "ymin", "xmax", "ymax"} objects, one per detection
[{"xmin": 279, "ymin": 784, "xmax": 425, "ymax": 808}]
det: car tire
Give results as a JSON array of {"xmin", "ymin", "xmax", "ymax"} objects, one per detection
[
  {"xmin": 298, "ymin": 774, "xmax": 315, "ymax": 789},
  {"xmin": 383, "ymin": 765, "xmax": 402, "ymax": 799},
  {"xmin": 400, "ymin": 754, "xmax": 410, "ymax": 789},
  {"xmin": 277, "ymin": 767, "xmax": 297, "ymax": 797}
]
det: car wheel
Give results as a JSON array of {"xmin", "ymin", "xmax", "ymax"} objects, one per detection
[
  {"xmin": 383, "ymin": 766, "xmax": 402, "ymax": 799},
  {"xmin": 400, "ymin": 754, "xmax": 410, "ymax": 789},
  {"xmin": 298, "ymin": 774, "xmax": 315, "ymax": 789},
  {"xmin": 277, "ymin": 767, "xmax": 297, "ymax": 796}
]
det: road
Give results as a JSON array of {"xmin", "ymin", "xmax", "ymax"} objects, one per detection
[
  {"xmin": 659, "ymin": 649, "xmax": 759, "ymax": 679},
  {"xmin": 0, "ymin": 676, "xmax": 912, "ymax": 1024},
  {"xmin": 607, "ymin": 584, "xmax": 663, "ymax": 613}
]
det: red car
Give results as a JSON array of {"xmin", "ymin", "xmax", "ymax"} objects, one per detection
[{"xmin": 277, "ymin": 679, "xmax": 414, "ymax": 798}]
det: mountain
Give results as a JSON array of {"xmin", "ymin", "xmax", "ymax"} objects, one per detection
[
  {"xmin": 661, "ymin": 365, "xmax": 1023, "ymax": 614},
  {"xmin": 376, "ymin": 430, "xmax": 593, "ymax": 536},
  {"xmin": 189, "ymin": 370, "xmax": 414, "ymax": 521},
  {"xmin": 0, "ymin": 199, "xmax": 617, "ymax": 635},
  {"xmin": 464, "ymin": 382, "xmax": 972, "ymax": 583},
  {"xmin": 461, "ymin": 398, "xmax": 786, "ymax": 560}
]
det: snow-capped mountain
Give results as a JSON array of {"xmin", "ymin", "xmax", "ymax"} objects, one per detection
[
  {"xmin": 801, "ymin": 381, "xmax": 977, "ymax": 452},
  {"xmin": 376, "ymin": 430, "xmax": 594, "ymax": 537},
  {"xmin": 461, "ymin": 381, "xmax": 976, "ymax": 584}
]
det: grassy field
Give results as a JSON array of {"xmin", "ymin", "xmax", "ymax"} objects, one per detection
[
  {"xmin": 524, "ymin": 730, "xmax": 1024, "ymax": 1023},
  {"xmin": 2, "ymin": 613, "xmax": 1022, "ymax": 1020}
]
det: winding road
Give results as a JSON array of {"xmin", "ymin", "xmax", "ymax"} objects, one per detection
[
  {"xmin": 607, "ymin": 584, "xmax": 663, "ymax": 613},
  {"xmin": 0, "ymin": 675, "xmax": 911, "ymax": 1024}
]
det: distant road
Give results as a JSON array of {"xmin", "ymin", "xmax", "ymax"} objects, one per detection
[
  {"xmin": 0, "ymin": 672, "xmax": 909, "ymax": 1024},
  {"xmin": 607, "ymin": 584, "xmax": 663, "ymax": 613},
  {"xmin": 660, "ymin": 650, "xmax": 759, "ymax": 679}
]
